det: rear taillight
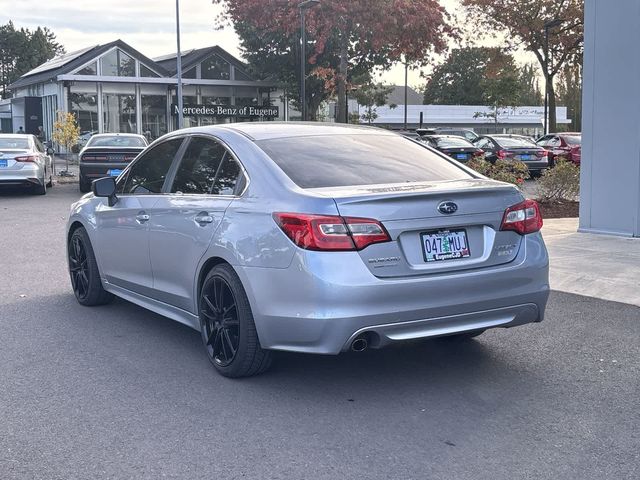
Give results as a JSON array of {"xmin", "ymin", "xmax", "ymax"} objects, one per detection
[
  {"xmin": 14, "ymin": 155, "xmax": 37, "ymax": 163},
  {"xmin": 497, "ymin": 150, "xmax": 508, "ymax": 159},
  {"xmin": 273, "ymin": 213, "xmax": 390, "ymax": 251},
  {"xmin": 500, "ymin": 199, "xmax": 543, "ymax": 235},
  {"xmin": 537, "ymin": 150, "xmax": 549, "ymax": 158},
  {"xmin": 473, "ymin": 149, "xmax": 484, "ymax": 157}
]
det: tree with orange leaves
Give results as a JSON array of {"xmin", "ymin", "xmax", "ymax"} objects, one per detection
[{"xmin": 215, "ymin": 0, "xmax": 453, "ymax": 122}]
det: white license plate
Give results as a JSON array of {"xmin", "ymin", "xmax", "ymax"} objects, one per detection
[{"xmin": 421, "ymin": 229, "xmax": 470, "ymax": 262}]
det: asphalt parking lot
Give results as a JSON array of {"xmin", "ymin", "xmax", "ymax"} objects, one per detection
[{"xmin": 1, "ymin": 184, "xmax": 638, "ymax": 480}]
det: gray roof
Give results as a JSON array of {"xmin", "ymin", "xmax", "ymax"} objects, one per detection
[
  {"xmin": 385, "ymin": 85, "xmax": 423, "ymax": 106},
  {"xmin": 9, "ymin": 40, "xmax": 171, "ymax": 90},
  {"xmin": 154, "ymin": 46, "xmax": 252, "ymax": 78}
]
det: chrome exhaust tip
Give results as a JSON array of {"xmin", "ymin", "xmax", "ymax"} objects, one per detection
[{"xmin": 351, "ymin": 337, "xmax": 368, "ymax": 352}]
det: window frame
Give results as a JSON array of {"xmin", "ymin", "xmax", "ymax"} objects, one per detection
[
  {"xmin": 115, "ymin": 137, "xmax": 187, "ymax": 196},
  {"xmin": 163, "ymin": 134, "xmax": 250, "ymax": 198}
]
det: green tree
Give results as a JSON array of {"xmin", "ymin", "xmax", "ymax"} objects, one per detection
[
  {"xmin": 461, "ymin": 0, "xmax": 584, "ymax": 132},
  {"xmin": 352, "ymin": 78, "xmax": 394, "ymax": 124},
  {"xmin": 423, "ymin": 47, "xmax": 522, "ymax": 107},
  {"xmin": 517, "ymin": 63, "xmax": 543, "ymax": 105},
  {"xmin": 556, "ymin": 63, "xmax": 582, "ymax": 131},
  {"xmin": 0, "ymin": 22, "xmax": 64, "ymax": 98}
]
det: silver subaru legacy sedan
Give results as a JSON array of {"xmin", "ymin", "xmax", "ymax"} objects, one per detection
[{"xmin": 67, "ymin": 123, "xmax": 549, "ymax": 377}]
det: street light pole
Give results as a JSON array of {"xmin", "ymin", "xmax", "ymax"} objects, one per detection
[
  {"xmin": 403, "ymin": 60, "xmax": 408, "ymax": 131},
  {"xmin": 298, "ymin": 0, "xmax": 319, "ymax": 122},
  {"xmin": 175, "ymin": 0, "xmax": 184, "ymax": 130}
]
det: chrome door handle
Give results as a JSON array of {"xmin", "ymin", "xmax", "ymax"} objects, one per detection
[
  {"xmin": 195, "ymin": 212, "xmax": 214, "ymax": 225},
  {"xmin": 136, "ymin": 212, "xmax": 150, "ymax": 223}
]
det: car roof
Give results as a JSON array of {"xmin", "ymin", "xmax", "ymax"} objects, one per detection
[
  {"xmin": 89, "ymin": 133, "xmax": 146, "ymax": 139},
  {"xmin": 198, "ymin": 122, "xmax": 398, "ymax": 141}
]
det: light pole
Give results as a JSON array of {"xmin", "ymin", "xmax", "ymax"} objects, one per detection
[
  {"xmin": 175, "ymin": 0, "xmax": 184, "ymax": 129},
  {"xmin": 403, "ymin": 60, "xmax": 409, "ymax": 131},
  {"xmin": 543, "ymin": 19, "xmax": 563, "ymax": 135},
  {"xmin": 299, "ymin": 0, "xmax": 320, "ymax": 121}
]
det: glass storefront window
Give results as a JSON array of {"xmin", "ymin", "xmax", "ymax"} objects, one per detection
[
  {"xmin": 201, "ymin": 55, "xmax": 230, "ymax": 80},
  {"xmin": 141, "ymin": 95, "xmax": 167, "ymax": 141},
  {"xmin": 100, "ymin": 49, "xmax": 135, "ymax": 77},
  {"xmin": 171, "ymin": 94, "xmax": 198, "ymax": 128},
  {"xmin": 234, "ymin": 69, "xmax": 251, "ymax": 81},
  {"xmin": 77, "ymin": 62, "xmax": 97, "ymax": 75},
  {"xmin": 183, "ymin": 67, "xmax": 197, "ymax": 79},
  {"xmin": 140, "ymin": 64, "xmax": 160, "ymax": 78},
  {"xmin": 69, "ymin": 86, "xmax": 99, "ymax": 135},
  {"xmin": 103, "ymin": 93, "xmax": 137, "ymax": 133}
]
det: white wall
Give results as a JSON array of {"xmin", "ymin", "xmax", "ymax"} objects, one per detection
[{"xmin": 580, "ymin": 0, "xmax": 640, "ymax": 237}]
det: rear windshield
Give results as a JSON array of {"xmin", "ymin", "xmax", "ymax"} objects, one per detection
[
  {"xmin": 435, "ymin": 137, "xmax": 473, "ymax": 148},
  {"xmin": 494, "ymin": 136, "xmax": 536, "ymax": 147},
  {"xmin": 0, "ymin": 138, "xmax": 29, "ymax": 149},
  {"xmin": 87, "ymin": 136, "xmax": 147, "ymax": 148},
  {"xmin": 564, "ymin": 135, "xmax": 581, "ymax": 146},
  {"xmin": 256, "ymin": 134, "xmax": 472, "ymax": 188}
]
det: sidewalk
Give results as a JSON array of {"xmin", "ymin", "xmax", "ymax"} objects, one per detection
[{"xmin": 543, "ymin": 218, "xmax": 640, "ymax": 307}]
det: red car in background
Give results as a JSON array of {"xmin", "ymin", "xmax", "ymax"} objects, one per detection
[{"xmin": 536, "ymin": 133, "xmax": 581, "ymax": 166}]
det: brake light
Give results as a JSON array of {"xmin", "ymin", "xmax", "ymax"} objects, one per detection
[
  {"xmin": 537, "ymin": 150, "xmax": 549, "ymax": 158},
  {"xmin": 473, "ymin": 149, "xmax": 484, "ymax": 157},
  {"xmin": 14, "ymin": 155, "xmax": 37, "ymax": 163},
  {"xmin": 500, "ymin": 199, "xmax": 543, "ymax": 235},
  {"xmin": 497, "ymin": 150, "xmax": 508, "ymax": 159},
  {"xmin": 273, "ymin": 213, "xmax": 390, "ymax": 251}
]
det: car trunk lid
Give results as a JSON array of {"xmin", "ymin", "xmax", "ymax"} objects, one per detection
[{"xmin": 310, "ymin": 179, "xmax": 525, "ymax": 278}]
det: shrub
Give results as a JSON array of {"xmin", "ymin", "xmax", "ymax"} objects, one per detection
[
  {"xmin": 535, "ymin": 158, "xmax": 580, "ymax": 202},
  {"xmin": 466, "ymin": 158, "xmax": 530, "ymax": 188}
]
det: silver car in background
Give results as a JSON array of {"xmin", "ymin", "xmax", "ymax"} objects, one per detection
[
  {"xmin": 0, "ymin": 134, "xmax": 53, "ymax": 194},
  {"xmin": 66, "ymin": 123, "xmax": 549, "ymax": 378}
]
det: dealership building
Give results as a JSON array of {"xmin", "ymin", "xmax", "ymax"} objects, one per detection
[{"xmin": 0, "ymin": 39, "xmax": 283, "ymax": 142}]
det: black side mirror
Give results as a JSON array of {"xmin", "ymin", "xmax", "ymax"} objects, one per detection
[
  {"xmin": 46, "ymin": 147, "xmax": 54, "ymax": 155},
  {"xmin": 92, "ymin": 177, "xmax": 118, "ymax": 206}
]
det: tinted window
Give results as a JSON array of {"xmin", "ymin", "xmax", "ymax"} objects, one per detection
[
  {"xmin": 87, "ymin": 135, "xmax": 147, "ymax": 147},
  {"xmin": 474, "ymin": 138, "xmax": 493, "ymax": 149},
  {"xmin": 0, "ymin": 137, "xmax": 29, "ymax": 149},
  {"xmin": 494, "ymin": 137, "xmax": 536, "ymax": 148},
  {"xmin": 121, "ymin": 138, "xmax": 183, "ymax": 194},
  {"xmin": 563, "ymin": 135, "xmax": 581, "ymax": 146},
  {"xmin": 212, "ymin": 157, "xmax": 242, "ymax": 195},
  {"xmin": 256, "ymin": 135, "xmax": 470, "ymax": 189},
  {"xmin": 171, "ymin": 137, "xmax": 226, "ymax": 194},
  {"xmin": 435, "ymin": 137, "xmax": 474, "ymax": 148}
]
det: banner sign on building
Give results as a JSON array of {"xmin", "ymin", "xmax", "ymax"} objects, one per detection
[{"xmin": 172, "ymin": 104, "xmax": 279, "ymax": 119}]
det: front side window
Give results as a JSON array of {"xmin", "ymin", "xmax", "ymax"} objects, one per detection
[
  {"xmin": 121, "ymin": 138, "xmax": 183, "ymax": 194},
  {"xmin": 170, "ymin": 137, "xmax": 227, "ymax": 194}
]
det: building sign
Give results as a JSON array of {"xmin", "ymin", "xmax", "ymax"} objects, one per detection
[{"xmin": 172, "ymin": 104, "xmax": 279, "ymax": 119}]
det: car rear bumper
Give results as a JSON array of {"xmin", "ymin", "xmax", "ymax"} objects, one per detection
[
  {"xmin": 0, "ymin": 164, "xmax": 43, "ymax": 187},
  {"xmin": 80, "ymin": 163, "xmax": 126, "ymax": 179},
  {"xmin": 238, "ymin": 232, "xmax": 550, "ymax": 354},
  {"xmin": 522, "ymin": 159, "xmax": 550, "ymax": 171}
]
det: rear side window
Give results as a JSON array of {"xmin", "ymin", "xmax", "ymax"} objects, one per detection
[
  {"xmin": 256, "ymin": 134, "xmax": 471, "ymax": 188},
  {"xmin": 435, "ymin": 137, "xmax": 473, "ymax": 148},
  {"xmin": 495, "ymin": 137, "xmax": 536, "ymax": 148},
  {"xmin": 171, "ymin": 137, "xmax": 226, "ymax": 194},
  {"xmin": 120, "ymin": 138, "xmax": 183, "ymax": 194}
]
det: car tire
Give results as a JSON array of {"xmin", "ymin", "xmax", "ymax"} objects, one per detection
[
  {"xmin": 199, "ymin": 264, "xmax": 272, "ymax": 378},
  {"xmin": 33, "ymin": 175, "xmax": 46, "ymax": 195},
  {"xmin": 46, "ymin": 169, "xmax": 53, "ymax": 188},
  {"xmin": 437, "ymin": 329, "xmax": 486, "ymax": 341},
  {"xmin": 68, "ymin": 227, "xmax": 114, "ymax": 306},
  {"xmin": 79, "ymin": 176, "xmax": 91, "ymax": 193}
]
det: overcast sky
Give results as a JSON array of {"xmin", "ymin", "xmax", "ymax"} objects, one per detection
[{"xmin": 0, "ymin": 0, "xmax": 528, "ymax": 89}]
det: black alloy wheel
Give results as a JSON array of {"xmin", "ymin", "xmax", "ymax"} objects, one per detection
[
  {"xmin": 200, "ymin": 276, "xmax": 240, "ymax": 367},
  {"xmin": 67, "ymin": 227, "xmax": 114, "ymax": 306},
  {"xmin": 199, "ymin": 264, "xmax": 272, "ymax": 378}
]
